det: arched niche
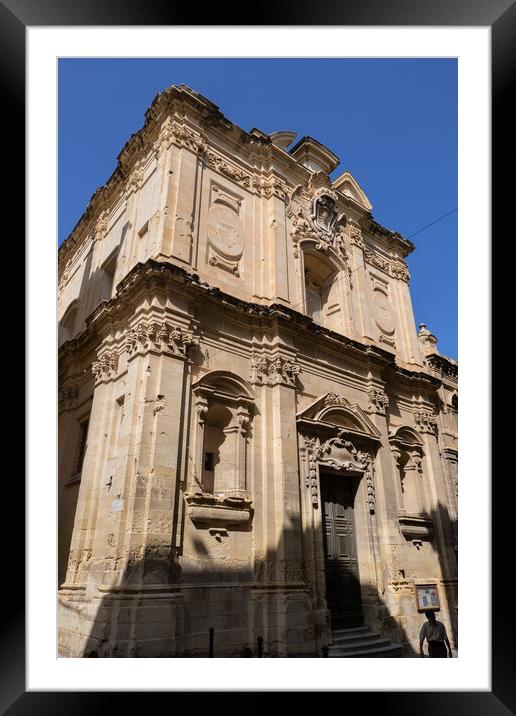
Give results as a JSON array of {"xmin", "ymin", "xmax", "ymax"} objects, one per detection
[
  {"xmin": 388, "ymin": 425, "xmax": 432, "ymax": 541},
  {"xmin": 187, "ymin": 371, "xmax": 255, "ymax": 529}
]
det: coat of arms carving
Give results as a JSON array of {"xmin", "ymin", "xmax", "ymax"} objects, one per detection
[
  {"xmin": 311, "ymin": 192, "xmax": 339, "ymax": 237},
  {"xmin": 287, "ymin": 173, "xmax": 347, "ymax": 258}
]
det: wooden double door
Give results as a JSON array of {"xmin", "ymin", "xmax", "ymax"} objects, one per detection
[{"xmin": 321, "ymin": 473, "xmax": 363, "ymax": 628}]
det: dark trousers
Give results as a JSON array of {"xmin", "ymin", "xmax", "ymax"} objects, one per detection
[{"xmin": 428, "ymin": 641, "xmax": 448, "ymax": 658}]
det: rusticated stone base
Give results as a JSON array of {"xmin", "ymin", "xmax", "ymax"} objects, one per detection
[{"xmin": 58, "ymin": 582, "xmax": 321, "ymax": 658}]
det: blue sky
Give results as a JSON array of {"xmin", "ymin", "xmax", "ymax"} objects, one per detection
[{"xmin": 58, "ymin": 58, "xmax": 457, "ymax": 358}]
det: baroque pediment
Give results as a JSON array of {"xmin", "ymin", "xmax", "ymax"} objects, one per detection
[{"xmin": 297, "ymin": 392, "xmax": 381, "ymax": 440}]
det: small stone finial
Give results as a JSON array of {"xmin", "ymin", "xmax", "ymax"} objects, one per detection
[{"xmin": 417, "ymin": 323, "xmax": 439, "ymax": 355}]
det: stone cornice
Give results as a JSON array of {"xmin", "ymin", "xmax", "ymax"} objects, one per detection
[
  {"xmin": 58, "ymin": 84, "xmax": 411, "ymax": 280},
  {"xmin": 58, "ymin": 259, "xmax": 442, "ymax": 394},
  {"xmin": 58, "ymin": 85, "xmax": 302, "ymax": 274},
  {"xmin": 362, "ymin": 214, "xmax": 415, "ymax": 257}
]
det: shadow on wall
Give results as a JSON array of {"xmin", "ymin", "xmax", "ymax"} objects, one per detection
[
  {"xmin": 55, "ymin": 505, "xmax": 461, "ymax": 658},
  {"xmin": 427, "ymin": 502, "xmax": 458, "ymax": 647}
]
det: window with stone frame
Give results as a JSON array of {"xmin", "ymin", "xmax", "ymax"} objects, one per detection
[
  {"xmin": 303, "ymin": 250, "xmax": 342, "ymax": 331},
  {"xmin": 100, "ymin": 249, "xmax": 118, "ymax": 302}
]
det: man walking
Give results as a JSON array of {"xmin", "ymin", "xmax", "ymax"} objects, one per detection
[{"xmin": 419, "ymin": 610, "xmax": 452, "ymax": 658}]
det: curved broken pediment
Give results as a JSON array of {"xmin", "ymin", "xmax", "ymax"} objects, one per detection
[{"xmin": 297, "ymin": 392, "xmax": 381, "ymax": 441}]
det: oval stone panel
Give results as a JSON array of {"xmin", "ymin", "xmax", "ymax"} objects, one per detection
[{"xmin": 207, "ymin": 203, "xmax": 244, "ymax": 260}]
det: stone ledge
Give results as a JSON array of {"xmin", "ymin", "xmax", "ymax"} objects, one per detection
[
  {"xmin": 398, "ymin": 514, "xmax": 434, "ymax": 541},
  {"xmin": 185, "ymin": 491, "xmax": 253, "ymax": 528}
]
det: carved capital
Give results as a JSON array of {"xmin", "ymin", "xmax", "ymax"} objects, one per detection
[
  {"xmin": 348, "ymin": 224, "xmax": 365, "ymax": 249},
  {"xmin": 391, "ymin": 258, "xmax": 410, "ymax": 282},
  {"xmin": 367, "ymin": 388, "xmax": 389, "ymax": 416},
  {"xmin": 92, "ymin": 350, "xmax": 119, "ymax": 385},
  {"xmin": 92, "ymin": 212, "xmax": 108, "ymax": 243},
  {"xmin": 126, "ymin": 163, "xmax": 144, "ymax": 195},
  {"xmin": 250, "ymin": 354, "xmax": 300, "ymax": 388},
  {"xmin": 125, "ymin": 320, "xmax": 199, "ymax": 359},
  {"xmin": 414, "ymin": 410, "xmax": 439, "ymax": 435}
]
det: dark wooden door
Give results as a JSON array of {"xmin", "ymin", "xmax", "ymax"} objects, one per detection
[{"xmin": 321, "ymin": 475, "xmax": 363, "ymax": 628}]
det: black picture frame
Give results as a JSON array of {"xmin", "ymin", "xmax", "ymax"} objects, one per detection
[{"xmin": 8, "ymin": 0, "xmax": 509, "ymax": 712}]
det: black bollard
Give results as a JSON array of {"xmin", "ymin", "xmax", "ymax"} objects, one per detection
[
  {"xmin": 322, "ymin": 645, "xmax": 329, "ymax": 658},
  {"xmin": 209, "ymin": 627, "xmax": 214, "ymax": 657},
  {"xmin": 257, "ymin": 636, "xmax": 263, "ymax": 657}
]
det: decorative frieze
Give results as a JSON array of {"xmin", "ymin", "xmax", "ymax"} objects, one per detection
[
  {"xmin": 92, "ymin": 351, "xmax": 119, "ymax": 385},
  {"xmin": 362, "ymin": 248, "xmax": 410, "ymax": 282},
  {"xmin": 205, "ymin": 151, "xmax": 251, "ymax": 189},
  {"xmin": 367, "ymin": 388, "xmax": 389, "ymax": 416},
  {"xmin": 249, "ymin": 354, "xmax": 300, "ymax": 387},
  {"xmin": 364, "ymin": 247, "xmax": 390, "ymax": 273},
  {"xmin": 414, "ymin": 410, "xmax": 439, "ymax": 435},
  {"xmin": 125, "ymin": 321, "xmax": 199, "ymax": 359}
]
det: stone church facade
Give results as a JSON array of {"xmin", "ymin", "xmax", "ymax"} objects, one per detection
[{"xmin": 58, "ymin": 85, "xmax": 458, "ymax": 657}]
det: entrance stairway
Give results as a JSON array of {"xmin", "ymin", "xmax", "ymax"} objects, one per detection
[{"xmin": 328, "ymin": 625, "xmax": 403, "ymax": 658}]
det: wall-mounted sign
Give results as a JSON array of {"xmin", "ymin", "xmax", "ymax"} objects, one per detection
[{"xmin": 414, "ymin": 583, "xmax": 440, "ymax": 612}]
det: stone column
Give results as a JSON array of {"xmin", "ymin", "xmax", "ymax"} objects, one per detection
[
  {"xmin": 348, "ymin": 226, "xmax": 375, "ymax": 342},
  {"xmin": 363, "ymin": 387, "xmax": 399, "ymax": 630},
  {"xmin": 235, "ymin": 406, "xmax": 250, "ymax": 494},
  {"xmin": 160, "ymin": 126, "xmax": 204, "ymax": 266},
  {"xmin": 393, "ymin": 276, "xmax": 424, "ymax": 368},
  {"xmin": 58, "ymin": 321, "xmax": 197, "ymax": 657},
  {"xmin": 249, "ymin": 352, "xmax": 313, "ymax": 656},
  {"xmin": 190, "ymin": 394, "xmax": 208, "ymax": 492},
  {"xmin": 268, "ymin": 193, "xmax": 291, "ymax": 304}
]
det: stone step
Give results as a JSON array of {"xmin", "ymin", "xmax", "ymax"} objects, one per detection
[
  {"xmin": 331, "ymin": 625, "xmax": 372, "ymax": 637},
  {"xmin": 332, "ymin": 630, "xmax": 383, "ymax": 645},
  {"xmin": 329, "ymin": 642, "xmax": 403, "ymax": 658},
  {"xmin": 329, "ymin": 637, "xmax": 392, "ymax": 653}
]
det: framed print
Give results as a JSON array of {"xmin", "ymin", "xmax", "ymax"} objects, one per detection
[
  {"xmin": 9, "ymin": 0, "xmax": 510, "ymax": 711},
  {"xmin": 414, "ymin": 583, "xmax": 441, "ymax": 612}
]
